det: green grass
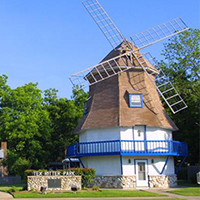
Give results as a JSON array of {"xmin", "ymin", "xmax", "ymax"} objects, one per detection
[
  {"xmin": 175, "ymin": 180, "xmax": 200, "ymax": 196},
  {"xmin": 169, "ymin": 187, "xmax": 200, "ymax": 196},
  {"xmin": 0, "ymin": 183, "xmax": 26, "ymax": 192},
  {"xmin": 13, "ymin": 189, "xmax": 165, "ymax": 198},
  {"xmin": 177, "ymin": 180, "xmax": 199, "ymax": 187}
]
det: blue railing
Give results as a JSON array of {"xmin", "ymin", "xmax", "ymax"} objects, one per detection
[{"xmin": 67, "ymin": 140, "xmax": 188, "ymax": 158}]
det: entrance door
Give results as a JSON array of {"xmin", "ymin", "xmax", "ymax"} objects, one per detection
[
  {"xmin": 134, "ymin": 125, "xmax": 145, "ymax": 151},
  {"xmin": 135, "ymin": 160, "xmax": 148, "ymax": 187}
]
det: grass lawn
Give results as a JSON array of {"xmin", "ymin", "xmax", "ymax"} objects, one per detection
[
  {"xmin": 174, "ymin": 180, "xmax": 200, "ymax": 196},
  {"xmin": 177, "ymin": 180, "xmax": 199, "ymax": 187},
  {"xmin": 13, "ymin": 189, "xmax": 165, "ymax": 198},
  {"xmin": 0, "ymin": 183, "xmax": 26, "ymax": 192},
  {"xmin": 169, "ymin": 187, "xmax": 200, "ymax": 196}
]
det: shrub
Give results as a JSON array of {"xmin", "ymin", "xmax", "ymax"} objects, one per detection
[
  {"xmin": 2, "ymin": 152, "xmax": 31, "ymax": 179},
  {"xmin": 92, "ymin": 186, "xmax": 100, "ymax": 191},
  {"xmin": 68, "ymin": 168, "xmax": 96, "ymax": 187},
  {"xmin": 8, "ymin": 186, "xmax": 17, "ymax": 193}
]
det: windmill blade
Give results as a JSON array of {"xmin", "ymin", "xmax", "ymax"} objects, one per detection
[
  {"xmin": 155, "ymin": 70, "xmax": 188, "ymax": 114},
  {"xmin": 69, "ymin": 51, "xmax": 136, "ymax": 89},
  {"xmin": 69, "ymin": 49, "xmax": 158, "ymax": 89},
  {"xmin": 69, "ymin": 49, "xmax": 187, "ymax": 114},
  {"xmin": 131, "ymin": 51, "xmax": 188, "ymax": 114},
  {"xmin": 82, "ymin": 0, "xmax": 129, "ymax": 49},
  {"xmin": 130, "ymin": 18, "xmax": 189, "ymax": 50}
]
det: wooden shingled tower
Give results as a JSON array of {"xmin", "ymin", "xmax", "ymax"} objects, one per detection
[
  {"xmin": 75, "ymin": 41, "xmax": 178, "ymax": 133},
  {"xmin": 67, "ymin": 0, "xmax": 189, "ymax": 189}
]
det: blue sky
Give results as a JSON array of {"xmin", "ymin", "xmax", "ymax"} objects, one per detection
[{"xmin": 0, "ymin": 0, "xmax": 199, "ymax": 98}]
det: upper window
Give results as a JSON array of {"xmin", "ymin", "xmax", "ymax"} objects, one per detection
[
  {"xmin": 84, "ymin": 96, "xmax": 91, "ymax": 115},
  {"xmin": 129, "ymin": 94, "xmax": 143, "ymax": 108},
  {"xmin": 84, "ymin": 101, "xmax": 88, "ymax": 114}
]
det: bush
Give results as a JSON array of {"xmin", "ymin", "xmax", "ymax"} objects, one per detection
[
  {"xmin": 25, "ymin": 168, "xmax": 96, "ymax": 187},
  {"xmin": 3, "ymin": 152, "xmax": 31, "ymax": 179},
  {"xmin": 92, "ymin": 186, "xmax": 100, "ymax": 191},
  {"xmin": 68, "ymin": 168, "xmax": 96, "ymax": 187},
  {"xmin": 8, "ymin": 186, "xmax": 17, "ymax": 193}
]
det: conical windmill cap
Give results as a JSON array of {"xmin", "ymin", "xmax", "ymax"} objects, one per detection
[
  {"xmin": 102, "ymin": 40, "xmax": 158, "ymax": 73},
  {"xmin": 74, "ymin": 42, "xmax": 178, "ymax": 134},
  {"xmin": 86, "ymin": 40, "xmax": 159, "ymax": 84}
]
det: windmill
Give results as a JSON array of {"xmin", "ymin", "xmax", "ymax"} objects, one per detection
[
  {"xmin": 69, "ymin": 0, "xmax": 188, "ymax": 114},
  {"xmin": 67, "ymin": 0, "xmax": 189, "ymax": 188}
]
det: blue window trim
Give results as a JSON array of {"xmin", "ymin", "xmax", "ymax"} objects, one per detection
[
  {"xmin": 120, "ymin": 155, "xmax": 123, "ymax": 175},
  {"xmin": 129, "ymin": 94, "xmax": 143, "ymax": 108}
]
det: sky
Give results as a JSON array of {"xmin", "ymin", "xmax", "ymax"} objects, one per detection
[{"xmin": 0, "ymin": 0, "xmax": 199, "ymax": 99}]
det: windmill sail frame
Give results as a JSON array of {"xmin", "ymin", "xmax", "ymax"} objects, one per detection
[
  {"xmin": 130, "ymin": 51, "xmax": 188, "ymax": 114},
  {"xmin": 82, "ymin": 0, "xmax": 131, "ymax": 49},
  {"xmin": 130, "ymin": 18, "xmax": 189, "ymax": 50},
  {"xmin": 69, "ymin": 49, "xmax": 187, "ymax": 114},
  {"xmin": 70, "ymin": 0, "xmax": 189, "ymax": 114}
]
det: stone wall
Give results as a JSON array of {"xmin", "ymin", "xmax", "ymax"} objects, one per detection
[
  {"xmin": 149, "ymin": 175, "xmax": 177, "ymax": 188},
  {"xmin": 93, "ymin": 175, "xmax": 177, "ymax": 188},
  {"xmin": 28, "ymin": 176, "xmax": 81, "ymax": 191},
  {"xmin": 93, "ymin": 176, "xmax": 136, "ymax": 188}
]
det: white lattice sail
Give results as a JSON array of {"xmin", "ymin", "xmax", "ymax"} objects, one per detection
[{"xmin": 130, "ymin": 18, "xmax": 189, "ymax": 50}]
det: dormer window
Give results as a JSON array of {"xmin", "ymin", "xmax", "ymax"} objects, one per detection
[
  {"xmin": 84, "ymin": 101, "xmax": 88, "ymax": 114},
  {"xmin": 84, "ymin": 96, "xmax": 92, "ymax": 115},
  {"xmin": 129, "ymin": 94, "xmax": 143, "ymax": 108}
]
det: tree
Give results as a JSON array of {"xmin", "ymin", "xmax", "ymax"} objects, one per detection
[
  {"xmin": 0, "ymin": 75, "xmax": 88, "ymax": 176},
  {"xmin": 0, "ymin": 77, "xmax": 52, "ymax": 174},
  {"xmin": 159, "ymin": 29, "xmax": 200, "ymax": 165},
  {"xmin": 43, "ymin": 87, "xmax": 88, "ymax": 162}
]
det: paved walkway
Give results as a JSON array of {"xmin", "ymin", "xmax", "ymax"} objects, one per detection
[
  {"xmin": 143, "ymin": 189, "xmax": 200, "ymax": 200},
  {"xmin": 0, "ymin": 191, "xmax": 13, "ymax": 199},
  {"xmin": 0, "ymin": 190, "xmax": 200, "ymax": 200}
]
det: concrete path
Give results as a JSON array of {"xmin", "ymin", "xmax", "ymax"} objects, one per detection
[
  {"xmin": 143, "ymin": 189, "xmax": 200, "ymax": 200},
  {"xmin": 0, "ymin": 191, "xmax": 13, "ymax": 199}
]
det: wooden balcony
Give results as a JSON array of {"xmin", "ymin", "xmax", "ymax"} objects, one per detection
[{"xmin": 67, "ymin": 140, "xmax": 188, "ymax": 158}]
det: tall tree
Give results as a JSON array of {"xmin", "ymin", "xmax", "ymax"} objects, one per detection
[
  {"xmin": 43, "ymin": 87, "xmax": 88, "ymax": 162},
  {"xmin": 159, "ymin": 29, "xmax": 200, "ymax": 165},
  {"xmin": 0, "ymin": 77, "xmax": 52, "ymax": 174},
  {"xmin": 0, "ymin": 76, "xmax": 88, "ymax": 176}
]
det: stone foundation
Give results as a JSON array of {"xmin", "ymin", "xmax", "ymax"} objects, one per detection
[
  {"xmin": 149, "ymin": 175, "xmax": 177, "ymax": 188},
  {"xmin": 93, "ymin": 176, "xmax": 136, "ymax": 188},
  {"xmin": 28, "ymin": 176, "xmax": 81, "ymax": 191},
  {"xmin": 93, "ymin": 175, "xmax": 177, "ymax": 188}
]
